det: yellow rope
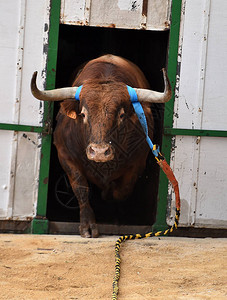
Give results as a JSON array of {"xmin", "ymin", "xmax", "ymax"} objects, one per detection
[
  {"xmin": 112, "ymin": 150, "xmax": 181, "ymax": 299},
  {"xmin": 112, "ymin": 207, "xmax": 180, "ymax": 300}
]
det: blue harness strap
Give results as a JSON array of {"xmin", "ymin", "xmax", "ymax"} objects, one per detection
[
  {"xmin": 126, "ymin": 85, "xmax": 160, "ymax": 157},
  {"xmin": 75, "ymin": 85, "xmax": 83, "ymax": 101}
]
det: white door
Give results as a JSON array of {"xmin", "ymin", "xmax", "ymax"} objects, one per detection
[
  {"xmin": 0, "ymin": 0, "xmax": 51, "ymax": 220},
  {"xmin": 168, "ymin": 0, "xmax": 227, "ymax": 229}
]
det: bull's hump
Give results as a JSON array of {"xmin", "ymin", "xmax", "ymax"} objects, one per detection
[
  {"xmin": 98, "ymin": 54, "xmax": 126, "ymax": 65},
  {"xmin": 96, "ymin": 55, "xmax": 131, "ymax": 71}
]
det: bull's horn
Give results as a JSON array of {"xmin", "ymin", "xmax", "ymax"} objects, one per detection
[
  {"xmin": 135, "ymin": 69, "xmax": 172, "ymax": 103},
  {"xmin": 31, "ymin": 71, "xmax": 79, "ymax": 101}
]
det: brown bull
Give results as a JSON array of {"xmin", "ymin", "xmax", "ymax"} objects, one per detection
[{"xmin": 31, "ymin": 55, "xmax": 171, "ymax": 237}]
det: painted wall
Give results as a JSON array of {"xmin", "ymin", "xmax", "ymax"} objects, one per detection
[
  {"xmin": 60, "ymin": 0, "xmax": 171, "ymax": 30},
  {"xmin": 168, "ymin": 0, "xmax": 227, "ymax": 229},
  {"xmin": 0, "ymin": 0, "xmax": 50, "ymax": 220}
]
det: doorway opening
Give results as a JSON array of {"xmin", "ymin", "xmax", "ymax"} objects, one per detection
[{"xmin": 47, "ymin": 24, "xmax": 169, "ymax": 231}]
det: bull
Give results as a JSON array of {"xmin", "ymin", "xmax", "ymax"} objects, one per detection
[{"xmin": 31, "ymin": 55, "xmax": 171, "ymax": 237}]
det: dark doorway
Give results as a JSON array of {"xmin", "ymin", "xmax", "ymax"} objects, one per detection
[{"xmin": 47, "ymin": 24, "xmax": 169, "ymax": 230}]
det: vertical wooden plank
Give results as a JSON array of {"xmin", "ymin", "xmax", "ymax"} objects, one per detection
[
  {"xmin": 13, "ymin": 132, "xmax": 41, "ymax": 218},
  {"xmin": 202, "ymin": 0, "xmax": 227, "ymax": 131},
  {"xmin": 146, "ymin": 0, "xmax": 171, "ymax": 30},
  {"xmin": 14, "ymin": 0, "xmax": 52, "ymax": 220},
  {"xmin": 0, "ymin": 0, "xmax": 21, "ymax": 124},
  {"xmin": 0, "ymin": 0, "xmax": 26, "ymax": 219},
  {"xmin": 188, "ymin": 0, "xmax": 211, "ymax": 226},
  {"xmin": 0, "ymin": 131, "xmax": 14, "ymax": 218},
  {"xmin": 60, "ymin": 0, "xmax": 171, "ymax": 30},
  {"xmin": 60, "ymin": 0, "xmax": 87, "ymax": 25},
  {"xmin": 20, "ymin": 0, "xmax": 51, "ymax": 126},
  {"xmin": 196, "ymin": 137, "xmax": 227, "ymax": 227},
  {"xmin": 168, "ymin": 0, "xmax": 211, "ymax": 226},
  {"xmin": 173, "ymin": 0, "xmax": 211, "ymax": 131}
]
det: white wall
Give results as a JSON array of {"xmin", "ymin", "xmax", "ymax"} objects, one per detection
[
  {"xmin": 60, "ymin": 0, "xmax": 171, "ymax": 30},
  {"xmin": 0, "ymin": 0, "xmax": 50, "ymax": 220},
  {"xmin": 168, "ymin": 0, "xmax": 227, "ymax": 229}
]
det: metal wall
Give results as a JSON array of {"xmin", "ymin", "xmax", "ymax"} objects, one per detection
[
  {"xmin": 0, "ymin": 0, "xmax": 51, "ymax": 220},
  {"xmin": 167, "ymin": 0, "xmax": 227, "ymax": 229},
  {"xmin": 60, "ymin": 0, "xmax": 171, "ymax": 30}
]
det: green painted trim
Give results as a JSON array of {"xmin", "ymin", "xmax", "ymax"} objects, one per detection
[
  {"xmin": 0, "ymin": 123, "xmax": 43, "ymax": 133},
  {"xmin": 32, "ymin": 219, "xmax": 49, "ymax": 234},
  {"xmin": 164, "ymin": 128, "xmax": 227, "ymax": 137},
  {"xmin": 36, "ymin": 0, "xmax": 61, "ymax": 223},
  {"xmin": 164, "ymin": 1, "xmax": 183, "ymax": 129},
  {"xmin": 153, "ymin": 0, "xmax": 182, "ymax": 231},
  {"xmin": 36, "ymin": 133, "xmax": 53, "ymax": 217}
]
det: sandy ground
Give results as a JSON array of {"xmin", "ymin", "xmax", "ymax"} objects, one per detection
[{"xmin": 0, "ymin": 234, "xmax": 226, "ymax": 300}]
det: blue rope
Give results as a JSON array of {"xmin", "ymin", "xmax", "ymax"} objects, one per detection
[
  {"xmin": 126, "ymin": 85, "xmax": 159, "ymax": 157},
  {"xmin": 75, "ymin": 85, "xmax": 83, "ymax": 101}
]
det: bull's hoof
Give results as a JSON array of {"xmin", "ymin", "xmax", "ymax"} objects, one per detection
[{"xmin": 80, "ymin": 223, "xmax": 99, "ymax": 238}]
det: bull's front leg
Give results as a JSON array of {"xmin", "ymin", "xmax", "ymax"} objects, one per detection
[
  {"xmin": 59, "ymin": 156, "xmax": 99, "ymax": 237},
  {"xmin": 69, "ymin": 171, "xmax": 99, "ymax": 238}
]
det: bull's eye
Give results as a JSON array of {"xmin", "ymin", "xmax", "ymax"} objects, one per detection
[
  {"xmin": 80, "ymin": 106, "xmax": 88, "ymax": 124},
  {"xmin": 119, "ymin": 108, "xmax": 126, "ymax": 120},
  {"xmin": 118, "ymin": 108, "xmax": 126, "ymax": 125}
]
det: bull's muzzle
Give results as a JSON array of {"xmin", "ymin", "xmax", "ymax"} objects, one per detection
[{"xmin": 86, "ymin": 143, "xmax": 114, "ymax": 162}]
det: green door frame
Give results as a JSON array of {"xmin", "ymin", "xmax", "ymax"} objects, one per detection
[
  {"xmin": 32, "ymin": 0, "xmax": 184, "ymax": 234},
  {"xmin": 27, "ymin": 0, "xmax": 184, "ymax": 234},
  {"xmin": 31, "ymin": 0, "xmax": 61, "ymax": 234},
  {"xmin": 152, "ymin": 0, "xmax": 183, "ymax": 231}
]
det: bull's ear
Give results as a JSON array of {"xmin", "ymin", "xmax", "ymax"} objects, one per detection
[
  {"xmin": 60, "ymin": 100, "xmax": 78, "ymax": 119},
  {"xmin": 66, "ymin": 111, "xmax": 77, "ymax": 119}
]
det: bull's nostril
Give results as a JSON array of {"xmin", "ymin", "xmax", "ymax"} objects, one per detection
[
  {"xmin": 104, "ymin": 148, "xmax": 111, "ymax": 156},
  {"xmin": 89, "ymin": 147, "xmax": 95, "ymax": 156}
]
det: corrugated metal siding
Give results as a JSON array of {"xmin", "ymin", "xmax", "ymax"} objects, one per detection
[
  {"xmin": 167, "ymin": 0, "xmax": 227, "ymax": 229},
  {"xmin": 0, "ymin": 0, "xmax": 50, "ymax": 220}
]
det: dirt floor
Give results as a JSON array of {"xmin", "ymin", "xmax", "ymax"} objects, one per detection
[{"xmin": 0, "ymin": 234, "xmax": 226, "ymax": 300}]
